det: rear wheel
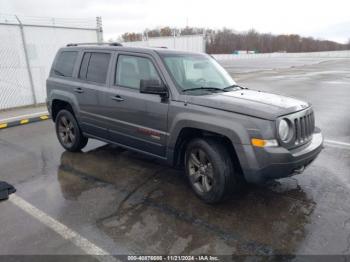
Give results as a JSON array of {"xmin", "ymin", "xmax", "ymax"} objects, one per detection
[
  {"xmin": 185, "ymin": 138, "xmax": 240, "ymax": 203},
  {"xmin": 55, "ymin": 109, "xmax": 88, "ymax": 152}
]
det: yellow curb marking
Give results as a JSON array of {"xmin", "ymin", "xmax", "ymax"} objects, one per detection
[
  {"xmin": 40, "ymin": 115, "xmax": 49, "ymax": 120},
  {"xmin": 0, "ymin": 123, "xmax": 8, "ymax": 128},
  {"xmin": 20, "ymin": 119, "xmax": 29, "ymax": 124}
]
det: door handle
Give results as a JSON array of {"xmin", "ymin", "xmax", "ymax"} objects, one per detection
[
  {"xmin": 110, "ymin": 95, "xmax": 124, "ymax": 102},
  {"xmin": 74, "ymin": 88, "xmax": 84, "ymax": 94}
]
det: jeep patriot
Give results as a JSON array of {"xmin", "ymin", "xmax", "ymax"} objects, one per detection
[{"xmin": 47, "ymin": 43, "xmax": 323, "ymax": 203}]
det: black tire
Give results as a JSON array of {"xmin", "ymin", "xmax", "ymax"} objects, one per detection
[
  {"xmin": 55, "ymin": 109, "xmax": 88, "ymax": 152},
  {"xmin": 185, "ymin": 138, "xmax": 241, "ymax": 203}
]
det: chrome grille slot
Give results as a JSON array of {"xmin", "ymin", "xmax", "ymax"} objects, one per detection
[
  {"xmin": 306, "ymin": 115, "xmax": 310, "ymax": 137},
  {"xmin": 294, "ymin": 119, "xmax": 299, "ymax": 144},
  {"xmin": 301, "ymin": 117, "xmax": 305, "ymax": 141},
  {"xmin": 290, "ymin": 109, "xmax": 315, "ymax": 147}
]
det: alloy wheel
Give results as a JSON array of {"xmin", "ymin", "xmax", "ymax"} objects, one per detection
[
  {"xmin": 188, "ymin": 148, "xmax": 214, "ymax": 193},
  {"xmin": 58, "ymin": 116, "xmax": 75, "ymax": 147}
]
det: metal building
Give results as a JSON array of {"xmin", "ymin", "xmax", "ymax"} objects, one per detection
[{"xmin": 0, "ymin": 14, "xmax": 102, "ymax": 110}]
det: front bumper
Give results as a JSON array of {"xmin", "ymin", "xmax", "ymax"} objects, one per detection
[{"xmin": 238, "ymin": 128, "xmax": 323, "ymax": 184}]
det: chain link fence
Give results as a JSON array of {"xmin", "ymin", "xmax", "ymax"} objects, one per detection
[{"xmin": 0, "ymin": 14, "xmax": 103, "ymax": 110}]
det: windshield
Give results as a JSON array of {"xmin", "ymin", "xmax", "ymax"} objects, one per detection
[{"xmin": 161, "ymin": 53, "xmax": 236, "ymax": 92}]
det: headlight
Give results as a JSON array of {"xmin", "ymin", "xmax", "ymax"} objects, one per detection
[{"xmin": 278, "ymin": 119, "xmax": 290, "ymax": 142}]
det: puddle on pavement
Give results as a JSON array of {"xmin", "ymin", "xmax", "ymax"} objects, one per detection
[{"xmin": 56, "ymin": 144, "xmax": 316, "ymax": 255}]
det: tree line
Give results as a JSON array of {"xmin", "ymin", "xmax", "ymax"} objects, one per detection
[{"xmin": 118, "ymin": 27, "xmax": 350, "ymax": 54}]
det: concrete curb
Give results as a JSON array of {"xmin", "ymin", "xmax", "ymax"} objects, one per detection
[{"xmin": 0, "ymin": 112, "xmax": 51, "ymax": 130}]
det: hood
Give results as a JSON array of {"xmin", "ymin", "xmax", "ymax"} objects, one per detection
[{"xmin": 186, "ymin": 89, "xmax": 310, "ymax": 120}]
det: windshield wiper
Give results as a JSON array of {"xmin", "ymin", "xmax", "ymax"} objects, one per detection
[
  {"xmin": 222, "ymin": 84, "xmax": 246, "ymax": 91},
  {"xmin": 182, "ymin": 87, "xmax": 226, "ymax": 93}
]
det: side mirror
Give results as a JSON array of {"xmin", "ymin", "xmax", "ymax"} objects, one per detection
[{"xmin": 140, "ymin": 79, "xmax": 168, "ymax": 97}]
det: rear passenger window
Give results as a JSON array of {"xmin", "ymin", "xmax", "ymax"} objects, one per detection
[
  {"xmin": 78, "ymin": 52, "xmax": 111, "ymax": 84},
  {"xmin": 116, "ymin": 55, "xmax": 160, "ymax": 89},
  {"xmin": 78, "ymin": 53, "xmax": 90, "ymax": 79},
  {"xmin": 53, "ymin": 51, "xmax": 78, "ymax": 77}
]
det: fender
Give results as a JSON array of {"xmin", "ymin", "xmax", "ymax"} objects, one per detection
[
  {"xmin": 48, "ymin": 89, "xmax": 81, "ymax": 120},
  {"xmin": 168, "ymin": 111, "xmax": 252, "ymax": 150},
  {"xmin": 166, "ymin": 111, "xmax": 253, "ymax": 166}
]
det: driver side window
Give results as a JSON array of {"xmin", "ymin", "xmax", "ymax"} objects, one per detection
[{"xmin": 116, "ymin": 55, "xmax": 161, "ymax": 89}]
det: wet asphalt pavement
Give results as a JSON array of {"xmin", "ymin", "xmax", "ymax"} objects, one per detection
[{"xmin": 0, "ymin": 58, "xmax": 350, "ymax": 257}]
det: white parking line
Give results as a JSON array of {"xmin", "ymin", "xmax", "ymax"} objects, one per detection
[
  {"xmin": 9, "ymin": 194, "xmax": 118, "ymax": 262},
  {"xmin": 324, "ymin": 139, "xmax": 350, "ymax": 149}
]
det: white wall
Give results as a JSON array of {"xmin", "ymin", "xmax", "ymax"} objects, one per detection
[
  {"xmin": 0, "ymin": 23, "xmax": 98, "ymax": 110},
  {"xmin": 0, "ymin": 25, "xmax": 34, "ymax": 109},
  {"xmin": 213, "ymin": 50, "xmax": 350, "ymax": 61},
  {"xmin": 24, "ymin": 26, "xmax": 97, "ymax": 105},
  {"xmin": 123, "ymin": 35, "xmax": 205, "ymax": 53}
]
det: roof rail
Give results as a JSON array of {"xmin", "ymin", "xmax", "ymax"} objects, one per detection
[{"xmin": 66, "ymin": 42, "xmax": 123, "ymax": 47}]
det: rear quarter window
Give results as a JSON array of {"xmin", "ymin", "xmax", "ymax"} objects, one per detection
[
  {"xmin": 78, "ymin": 52, "xmax": 111, "ymax": 84},
  {"xmin": 52, "ymin": 51, "xmax": 78, "ymax": 77}
]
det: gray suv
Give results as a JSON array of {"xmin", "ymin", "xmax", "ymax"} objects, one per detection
[{"xmin": 47, "ymin": 43, "xmax": 323, "ymax": 203}]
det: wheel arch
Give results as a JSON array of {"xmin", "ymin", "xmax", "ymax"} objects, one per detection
[
  {"xmin": 171, "ymin": 127, "xmax": 243, "ymax": 176},
  {"xmin": 52, "ymin": 99, "xmax": 75, "ymax": 121},
  {"xmin": 49, "ymin": 90, "xmax": 80, "ymax": 122}
]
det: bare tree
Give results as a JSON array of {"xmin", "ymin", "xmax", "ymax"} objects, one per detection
[
  {"xmin": 121, "ymin": 32, "xmax": 142, "ymax": 42},
  {"xmin": 159, "ymin": 27, "xmax": 173, "ymax": 36},
  {"xmin": 120, "ymin": 26, "xmax": 347, "ymax": 53},
  {"xmin": 146, "ymin": 28, "xmax": 161, "ymax": 38}
]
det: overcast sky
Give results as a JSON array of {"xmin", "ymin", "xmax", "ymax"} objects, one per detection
[{"xmin": 2, "ymin": 0, "xmax": 350, "ymax": 43}]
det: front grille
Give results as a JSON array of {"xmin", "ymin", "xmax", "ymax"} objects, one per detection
[
  {"xmin": 279, "ymin": 108, "xmax": 315, "ymax": 149},
  {"xmin": 293, "ymin": 110, "xmax": 315, "ymax": 146}
]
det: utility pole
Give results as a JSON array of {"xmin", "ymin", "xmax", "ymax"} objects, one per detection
[
  {"xmin": 145, "ymin": 29, "xmax": 149, "ymax": 41},
  {"xmin": 96, "ymin": 16, "xmax": 103, "ymax": 43}
]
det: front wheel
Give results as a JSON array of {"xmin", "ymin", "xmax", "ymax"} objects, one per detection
[
  {"xmin": 185, "ymin": 138, "xmax": 241, "ymax": 203},
  {"xmin": 55, "ymin": 109, "xmax": 88, "ymax": 152}
]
